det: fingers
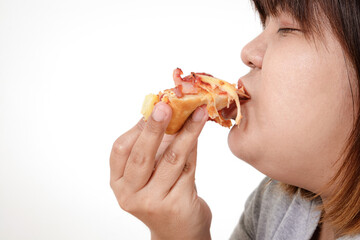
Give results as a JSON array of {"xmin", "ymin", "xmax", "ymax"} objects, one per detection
[
  {"xmin": 168, "ymin": 142, "xmax": 198, "ymax": 196},
  {"xmin": 154, "ymin": 134, "xmax": 177, "ymax": 162},
  {"xmin": 146, "ymin": 106, "xmax": 208, "ymax": 197},
  {"xmin": 110, "ymin": 119, "xmax": 145, "ymax": 182},
  {"xmin": 121, "ymin": 102, "xmax": 172, "ymax": 191}
]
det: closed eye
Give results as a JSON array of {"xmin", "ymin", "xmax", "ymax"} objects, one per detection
[{"xmin": 277, "ymin": 28, "xmax": 301, "ymax": 34}]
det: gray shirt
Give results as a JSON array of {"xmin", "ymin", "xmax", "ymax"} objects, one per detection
[{"xmin": 230, "ymin": 177, "xmax": 360, "ymax": 240}]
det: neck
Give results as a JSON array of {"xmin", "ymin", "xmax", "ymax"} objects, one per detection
[
  {"xmin": 317, "ymin": 195, "xmax": 336, "ymax": 240},
  {"xmin": 317, "ymin": 220, "xmax": 336, "ymax": 240}
]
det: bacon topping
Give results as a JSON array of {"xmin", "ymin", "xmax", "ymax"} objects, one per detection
[
  {"xmin": 173, "ymin": 68, "xmax": 184, "ymax": 86},
  {"xmin": 181, "ymin": 81, "xmax": 198, "ymax": 94},
  {"xmin": 182, "ymin": 74, "xmax": 196, "ymax": 82},
  {"xmin": 174, "ymin": 85, "xmax": 183, "ymax": 98},
  {"xmin": 172, "ymin": 69, "xmax": 200, "ymax": 96}
]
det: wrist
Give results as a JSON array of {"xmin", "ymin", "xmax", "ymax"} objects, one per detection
[{"xmin": 151, "ymin": 230, "xmax": 211, "ymax": 240}]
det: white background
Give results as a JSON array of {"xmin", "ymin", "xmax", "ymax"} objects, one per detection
[{"xmin": 0, "ymin": 0, "xmax": 265, "ymax": 239}]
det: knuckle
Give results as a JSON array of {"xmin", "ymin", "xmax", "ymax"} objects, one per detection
[
  {"xmin": 183, "ymin": 161, "xmax": 191, "ymax": 172},
  {"xmin": 112, "ymin": 138, "xmax": 129, "ymax": 156},
  {"xmin": 110, "ymin": 180, "xmax": 115, "ymax": 190},
  {"xmin": 131, "ymin": 193, "xmax": 160, "ymax": 216},
  {"xmin": 119, "ymin": 197, "xmax": 133, "ymax": 212},
  {"xmin": 163, "ymin": 149, "xmax": 178, "ymax": 165},
  {"xmin": 110, "ymin": 179, "xmax": 124, "ymax": 192},
  {"xmin": 142, "ymin": 198, "xmax": 157, "ymax": 216},
  {"xmin": 117, "ymin": 190, "xmax": 136, "ymax": 213},
  {"xmin": 129, "ymin": 151, "xmax": 148, "ymax": 166},
  {"xmin": 146, "ymin": 118, "xmax": 165, "ymax": 135},
  {"xmin": 110, "ymin": 179, "xmax": 124, "ymax": 197}
]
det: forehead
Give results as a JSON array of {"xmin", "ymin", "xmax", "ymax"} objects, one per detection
[
  {"xmin": 252, "ymin": 0, "xmax": 332, "ymax": 44},
  {"xmin": 251, "ymin": 0, "xmax": 313, "ymax": 17},
  {"xmin": 251, "ymin": 0, "xmax": 323, "ymax": 33}
]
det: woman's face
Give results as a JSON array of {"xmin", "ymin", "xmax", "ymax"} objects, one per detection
[{"xmin": 228, "ymin": 12, "xmax": 357, "ymax": 194}]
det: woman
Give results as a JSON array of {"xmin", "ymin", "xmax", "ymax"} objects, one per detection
[{"xmin": 110, "ymin": 0, "xmax": 360, "ymax": 239}]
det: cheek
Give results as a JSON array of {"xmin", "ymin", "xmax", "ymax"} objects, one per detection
[
  {"xmin": 228, "ymin": 40, "xmax": 353, "ymax": 182},
  {"xmin": 261, "ymin": 41, "xmax": 349, "ymax": 141},
  {"xmin": 260, "ymin": 50, "xmax": 325, "ymax": 135}
]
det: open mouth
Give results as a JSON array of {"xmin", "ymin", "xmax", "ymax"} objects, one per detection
[
  {"xmin": 222, "ymin": 102, "xmax": 247, "ymax": 120},
  {"xmin": 221, "ymin": 79, "xmax": 250, "ymax": 120},
  {"xmin": 221, "ymin": 96, "xmax": 250, "ymax": 120}
]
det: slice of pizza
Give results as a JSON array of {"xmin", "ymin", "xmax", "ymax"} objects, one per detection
[{"xmin": 141, "ymin": 68, "xmax": 250, "ymax": 134}]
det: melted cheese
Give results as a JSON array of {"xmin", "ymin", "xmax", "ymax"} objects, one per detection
[{"xmin": 198, "ymin": 75, "xmax": 242, "ymax": 125}]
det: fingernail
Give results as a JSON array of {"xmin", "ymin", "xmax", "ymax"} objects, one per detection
[
  {"xmin": 152, "ymin": 103, "xmax": 167, "ymax": 122},
  {"xmin": 192, "ymin": 107, "xmax": 205, "ymax": 122}
]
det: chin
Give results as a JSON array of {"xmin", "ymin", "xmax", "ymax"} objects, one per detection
[
  {"xmin": 228, "ymin": 128, "xmax": 308, "ymax": 190},
  {"xmin": 227, "ymin": 119, "xmax": 269, "ymax": 171},
  {"xmin": 228, "ymin": 124, "xmax": 252, "ymax": 163}
]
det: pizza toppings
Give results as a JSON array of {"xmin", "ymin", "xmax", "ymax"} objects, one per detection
[
  {"xmin": 173, "ymin": 68, "xmax": 199, "ymax": 95},
  {"xmin": 173, "ymin": 68, "xmax": 184, "ymax": 86},
  {"xmin": 170, "ymin": 68, "xmax": 249, "ymax": 126},
  {"xmin": 173, "ymin": 85, "xmax": 183, "ymax": 98},
  {"xmin": 141, "ymin": 68, "xmax": 250, "ymax": 134},
  {"xmin": 181, "ymin": 81, "xmax": 198, "ymax": 94}
]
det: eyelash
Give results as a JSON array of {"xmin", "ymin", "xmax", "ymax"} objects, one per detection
[{"xmin": 277, "ymin": 28, "xmax": 300, "ymax": 34}]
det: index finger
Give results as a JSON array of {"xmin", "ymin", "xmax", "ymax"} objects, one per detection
[
  {"xmin": 121, "ymin": 102, "xmax": 172, "ymax": 191},
  {"xmin": 145, "ymin": 106, "xmax": 208, "ymax": 196},
  {"xmin": 110, "ymin": 118, "xmax": 145, "ymax": 183}
]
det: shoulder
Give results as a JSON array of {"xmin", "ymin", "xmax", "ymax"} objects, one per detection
[
  {"xmin": 251, "ymin": 177, "xmax": 299, "ymax": 222},
  {"xmin": 230, "ymin": 177, "xmax": 292, "ymax": 239},
  {"xmin": 243, "ymin": 177, "xmax": 299, "ymax": 233},
  {"xmin": 231, "ymin": 177, "xmax": 322, "ymax": 240}
]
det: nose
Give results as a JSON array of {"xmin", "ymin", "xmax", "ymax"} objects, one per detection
[{"xmin": 241, "ymin": 34, "xmax": 266, "ymax": 69}]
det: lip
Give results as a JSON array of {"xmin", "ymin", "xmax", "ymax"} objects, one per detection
[
  {"xmin": 238, "ymin": 79, "xmax": 245, "ymax": 89},
  {"xmin": 238, "ymin": 78, "xmax": 251, "ymax": 99}
]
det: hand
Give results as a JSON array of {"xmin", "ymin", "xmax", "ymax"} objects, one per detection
[{"xmin": 110, "ymin": 102, "xmax": 212, "ymax": 240}]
